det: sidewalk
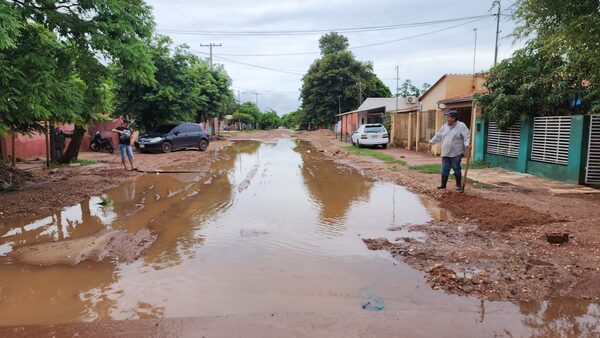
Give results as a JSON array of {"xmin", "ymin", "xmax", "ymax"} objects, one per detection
[
  {"xmin": 378, "ymin": 145, "xmax": 599, "ymax": 195},
  {"xmin": 380, "ymin": 147, "xmax": 439, "ymax": 166}
]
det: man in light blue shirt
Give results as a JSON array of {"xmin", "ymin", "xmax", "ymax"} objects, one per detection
[{"xmin": 429, "ymin": 110, "xmax": 471, "ymax": 191}]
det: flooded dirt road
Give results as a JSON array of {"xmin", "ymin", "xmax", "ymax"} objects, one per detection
[{"xmin": 1, "ymin": 139, "xmax": 599, "ymax": 337}]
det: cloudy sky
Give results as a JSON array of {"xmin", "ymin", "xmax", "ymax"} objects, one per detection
[{"xmin": 146, "ymin": 0, "xmax": 521, "ymax": 114}]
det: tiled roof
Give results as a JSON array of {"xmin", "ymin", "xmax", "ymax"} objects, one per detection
[{"xmin": 438, "ymin": 89, "xmax": 487, "ymax": 104}]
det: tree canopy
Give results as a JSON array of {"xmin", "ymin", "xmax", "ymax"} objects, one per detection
[
  {"xmin": 476, "ymin": 0, "xmax": 599, "ymax": 128},
  {"xmin": 0, "ymin": 0, "xmax": 155, "ymax": 135},
  {"xmin": 300, "ymin": 32, "xmax": 391, "ymax": 128},
  {"xmin": 281, "ymin": 110, "xmax": 301, "ymax": 129},
  {"xmin": 232, "ymin": 102, "xmax": 261, "ymax": 127},
  {"xmin": 398, "ymin": 79, "xmax": 431, "ymax": 97},
  {"xmin": 258, "ymin": 110, "xmax": 281, "ymax": 130},
  {"xmin": 113, "ymin": 36, "xmax": 234, "ymax": 131}
]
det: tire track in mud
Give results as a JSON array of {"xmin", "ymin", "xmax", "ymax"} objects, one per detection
[{"xmin": 238, "ymin": 165, "xmax": 259, "ymax": 193}]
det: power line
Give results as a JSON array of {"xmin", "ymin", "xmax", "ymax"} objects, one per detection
[
  {"xmin": 157, "ymin": 14, "xmax": 493, "ymax": 36},
  {"xmin": 189, "ymin": 49, "xmax": 305, "ymax": 76},
  {"xmin": 350, "ymin": 16, "xmax": 489, "ymax": 50},
  {"xmin": 198, "ymin": 16, "xmax": 491, "ymax": 57}
]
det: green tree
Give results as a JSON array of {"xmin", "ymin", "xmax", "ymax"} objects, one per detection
[
  {"xmin": 114, "ymin": 36, "xmax": 234, "ymax": 132},
  {"xmin": 233, "ymin": 102, "xmax": 261, "ymax": 128},
  {"xmin": 398, "ymin": 79, "xmax": 431, "ymax": 97},
  {"xmin": 476, "ymin": 42, "xmax": 587, "ymax": 129},
  {"xmin": 300, "ymin": 33, "xmax": 391, "ymax": 129},
  {"xmin": 258, "ymin": 109, "xmax": 281, "ymax": 129},
  {"xmin": 0, "ymin": 0, "xmax": 156, "ymax": 162},
  {"xmin": 281, "ymin": 110, "xmax": 301, "ymax": 129},
  {"xmin": 476, "ymin": 0, "xmax": 600, "ymax": 128}
]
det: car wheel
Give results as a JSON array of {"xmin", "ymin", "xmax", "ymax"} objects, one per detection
[
  {"xmin": 382, "ymin": 144, "xmax": 388, "ymax": 149},
  {"xmin": 198, "ymin": 139, "xmax": 209, "ymax": 151},
  {"xmin": 357, "ymin": 141, "xmax": 363, "ymax": 148},
  {"xmin": 161, "ymin": 142, "xmax": 173, "ymax": 153}
]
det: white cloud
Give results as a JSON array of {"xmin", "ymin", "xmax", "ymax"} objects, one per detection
[{"xmin": 146, "ymin": 0, "xmax": 521, "ymax": 114}]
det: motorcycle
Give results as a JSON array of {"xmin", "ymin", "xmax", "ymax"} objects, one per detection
[{"xmin": 90, "ymin": 131, "xmax": 115, "ymax": 153}]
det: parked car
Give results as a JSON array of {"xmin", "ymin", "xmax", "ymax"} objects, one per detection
[
  {"xmin": 351, "ymin": 124, "xmax": 389, "ymax": 148},
  {"xmin": 135, "ymin": 122, "xmax": 210, "ymax": 153}
]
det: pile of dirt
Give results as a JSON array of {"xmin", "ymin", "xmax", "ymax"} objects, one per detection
[
  {"xmin": 10, "ymin": 228, "xmax": 156, "ymax": 266},
  {"xmin": 362, "ymin": 238, "xmax": 395, "ymax": 250},
  {"xmin": 0, "ymin": 161, "xmax": 34, "ymax": 191},
  {"xmin": 440, "ymin": 193, "xmax": 554, "ymax": 231}
]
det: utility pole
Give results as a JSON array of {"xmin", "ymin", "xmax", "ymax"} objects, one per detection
[
  {"xmin": 492, "ymin": 1, "xmax": 501, "ymax": 65},
  {"xmin": 395, "ymin": 65, "xmax": 399, "ymax": 112},
  {"xmin": 337, "ymin": 95, "xmax": 341, "ymax": 115},
  {"xmin": 472, "ymin": 28, "xmax": 478, "ymax": 75},
  {"xmin": 199, "ymin": 43, "xmax": 222, "ymax": 70},
  {"xmin": 243, "ymin": 91, "xmax": 260, "ymax": 109},
  {"xmin": 357, "ymin": 81, "xmax": 363, "ymax": 106}
]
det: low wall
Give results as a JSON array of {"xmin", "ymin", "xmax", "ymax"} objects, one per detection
[
  {"xmin": 0, "ymin": 124, "xmax": 75, "ymax": 161},
  {"xmin": 476, "ymin": 116, "xmax": 589, "ymax": 184},
  {"xmin": 1, "ymin": 118, "xmax": 138, "ymax": 161}
]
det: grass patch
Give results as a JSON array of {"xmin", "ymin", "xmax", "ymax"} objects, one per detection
[
  {"xmin": 409, "ymin": 164, "xmax": 441, "ymax": 174},
  {"xmin": 467, "ymin": 178, "xmax": 496, "ymax": 190},
  {"xmin": 343, "ymin": 146, "xmax": 406, "ymax": 164},
  {"xmin": 409, "ymin": 160, "xmax": 493, "ymax": 174},
  {"xmin": 72, "ymin": 158, "xmax": 98, "ymax": 166},
  {"xmin": 97, "ymin": 196, "xmax": 113, "ymax": 207}
]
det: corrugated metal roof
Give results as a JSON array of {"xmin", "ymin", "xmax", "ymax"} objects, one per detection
[{"xmin": 357, "ymin": 97, "xmax": 419, "ymax": 112}]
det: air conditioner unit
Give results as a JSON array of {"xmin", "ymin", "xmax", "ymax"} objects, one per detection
[{"xmin": 405, "ymin": 96, "xmax": 417, "ymax": 104}]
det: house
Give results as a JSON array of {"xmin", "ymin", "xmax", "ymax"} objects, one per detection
[
  {"xmin": 336, "ymin": 97, "xmax": 419, "ymax": 142},
  {"xmin": 390, "ymin": 74, "xmax": 486, "ymax": 155}
]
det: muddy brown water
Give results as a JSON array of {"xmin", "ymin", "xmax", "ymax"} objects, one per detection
[{"xmin": 0, "ymin": 139, "xmax": 598, "ymax": 336}]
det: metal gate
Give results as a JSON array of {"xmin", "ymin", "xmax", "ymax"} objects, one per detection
[
  {"xmin": 531, "ymin": 116, "xmax": 571, "ymax": 165},
  {"xmin": 586, "ymin": 115, "xmax": 600, "ymax": 185},
  {"xmin": 487, "ymin": 121, "xmax": 521, "ymax": 158}
]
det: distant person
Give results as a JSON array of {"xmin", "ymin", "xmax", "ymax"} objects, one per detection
[
  {"xmin": 429, "ymin": 110, "xmax": 470, "ymax": 191},
  {"xmin": 112, "ymin": 119, "xmax": 135, "ymax": 171},
  {"xmin": 54, "ymin": 128, "xmax": 72, "ymax": 160}
]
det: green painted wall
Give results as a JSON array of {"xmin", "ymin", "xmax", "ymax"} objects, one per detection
[
  {"xmin": 486, "ymin": 153, "xmax": 519, "ymax": 170},
  {"xmin": 526, "ymin": 160, "xmax": 569, "ymax": 182},
  {"xmin": 474, "ymin": 118, "xmax": 485, "ymax": 162},
  {"xmin": 479, "ymin": 115, "xmax": 589, "ymax": 184}
]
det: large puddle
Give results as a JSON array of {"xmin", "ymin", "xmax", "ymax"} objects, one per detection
[{"xmin": 0, "ymin": 139, "xmax": 598, "ymax": 336}]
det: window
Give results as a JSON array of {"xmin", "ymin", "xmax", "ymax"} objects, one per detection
[
  {"xmin": 365, "ymin": 126, "xmax": 385, "ymax": 133},
  {"xmin": 154, "ymin": 124, "xmax": 177, "ymax": 134}
]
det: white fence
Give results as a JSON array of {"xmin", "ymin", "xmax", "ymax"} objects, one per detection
[
  {"xmin": 531, "ymin": 116, "xmax": 571, "ymax": 165},
  {"xmin": 586, "ymin": 115, "xmax": 600, "ymax": 185},
  {"xmin": 486, "ymin": 122, "xmax": 521, "ymax": 158}
]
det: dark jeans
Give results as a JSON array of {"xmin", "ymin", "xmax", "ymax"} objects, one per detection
[{"xmin": 441, "ymin": 155, "xmax": 462, "ymax": 178}]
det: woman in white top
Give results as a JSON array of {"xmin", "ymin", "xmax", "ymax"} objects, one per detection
[{"xmin": 429, "ymin": 110, "xmax": 471, "ymax": 191}]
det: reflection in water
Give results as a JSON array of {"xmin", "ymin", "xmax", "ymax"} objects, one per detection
[
  {"xmin": 297, "ymin": 142, "xmax": 373, "ymax": 228},
  {"xmin": 0, "ymin": 139, "xmax": 599, "ymax": 336},
  {"xmin": 518, "ymin": 299, "xmax": 600, "ymax": 337}
]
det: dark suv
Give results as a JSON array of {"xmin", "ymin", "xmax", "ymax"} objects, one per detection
[{"xmin": 135, "ymin": 122, "xmax": 210, "ymax": 153}]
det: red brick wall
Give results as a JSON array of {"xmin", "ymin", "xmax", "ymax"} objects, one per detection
[
  {"xmin": 0, "ymin": 118, "xmax": 139, "ymax": 161},
  {"xmin": 0, "ymin": 124, "xmax": 75, "ymax": 161}
]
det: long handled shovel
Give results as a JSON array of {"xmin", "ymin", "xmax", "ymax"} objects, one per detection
[{"xmin": 461, "ymin": 147, "xmax": 472, "ymax": 193}]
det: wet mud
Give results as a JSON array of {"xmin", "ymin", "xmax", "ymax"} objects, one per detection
[
  {"xmin": 9, "ymin": 228, "xmax": 156, "ymax": 266},
  {"xmin": 1, "ymin": 134, "xmax": 599, "ymax": 336}
]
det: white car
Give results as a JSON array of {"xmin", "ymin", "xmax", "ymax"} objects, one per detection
[{"xmin": 351, "ymin": 124, "xmax": 389, "ymax": 148}]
